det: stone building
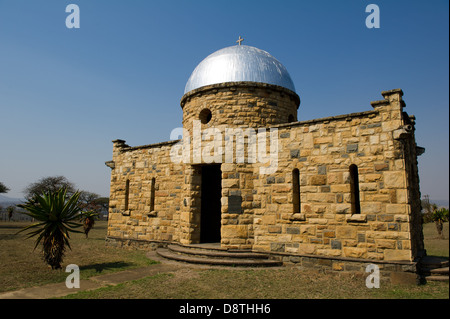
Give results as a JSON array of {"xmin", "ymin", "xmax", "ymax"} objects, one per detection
[{"xmin": 105, "ymin": 42, "xmax": 426, "ymax": 278}]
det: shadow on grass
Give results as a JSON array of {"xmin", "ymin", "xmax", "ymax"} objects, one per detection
[
  {"xmin": 0, "ymin": 234, "xmax": 18, "ymax": 240},
  {"xmin": 79, "ymin": 261, "xmax": 134, "ymax": 273},
  {"xmin": 423, "ymin": 255, "xmax": 449, "ymax": 262}
]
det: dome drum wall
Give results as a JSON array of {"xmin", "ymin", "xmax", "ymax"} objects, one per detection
[{"xmin": 181, "ymin": 82, "xmax": 300, "ymax": 134}]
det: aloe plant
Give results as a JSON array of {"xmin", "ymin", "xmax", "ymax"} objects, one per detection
[
  {"xmin": 17, "ymin": 189, "xmax": 83, "ymax": 269},
  {"xmin": 79, "ymin": 210, "xmax": 99, "ymax": 238},
  {"xmin": 432, "ymin": 207, "xmax": 449, "ymax": 238}
]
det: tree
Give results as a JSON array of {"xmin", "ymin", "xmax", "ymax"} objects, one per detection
[
  {"xmin": 6, "ymin": 206, "xmax": 15, "ymax": 222},
  {"xmin": 93, "ymin": 197, "xmax": 109, "ymax": 212},
  {"xmin": 431, "ymin": 206, "xmax": 449, "ymax": 239},
  {"xmin": 23, "ymin": 176, "xmax": 76, "ymax": 201},
  {"xmin": 78, "ymin": 192, "xmax": 109, "ymax": 219},
  {"xmin": 17, "ymin": 189, "xmax": 83, "ymax": 269},
  {"xmin": 421, "ymin": 195, "xmax": 432, "ymax": 214},
  {"xmin": 0, "ymin": 182, "xmax": 10, "ymax": 194},
  {"xmin": 78, "ymin": 191, "xmax": 100, "ymax": 210},
  {"xmin": 421, "ymin": 195, "xmax": 438, "ymax": 223}
]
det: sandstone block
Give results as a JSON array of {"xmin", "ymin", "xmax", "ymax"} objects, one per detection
[
  {"xmin": 384, "ymin": 249, "xmax": 411, "ymax": 261},
  {"xmin": 386, "ymin": 204, "xmax": 407, "ymax": 214},
  {"xmin": 374, "ymin": 163, "xmax": 389, "ymax": 171},
  {"xmin": 343, "ymin": 247, "xmax": 367, "ymax": 258},
  {"xmin": 383, "ymin": 171, "xmax": 406, "ymax": 188},
  {"xmin": 360, "ymin": 183, "xmax": 378, "ymax": 191},
  {"xmin": 394, "ymin": 215, "xmax": 409, "ymax": 222},
  {"xmin": 222, "ymin": 225, "xmax": 248, "ymax": 239},
  {"xmin": 300, "ymin": 225, "xmax": 316, "ymax": 235},
  {"xmin": 396, "ymin": 189, "xmax": 408, "ymax": 204},
  {"xmin": 336, "ymin": 226, "xmax": 356, "ymax": 239},
  {"xmin": 286, "ymin": 227, "xmax": 300, "ymax": 234},
  {"xmin": 360, "ymin": 202, "xmax": 382, "ymax": 214},
  {"xmin": 334, "ymin": 204, "xmax": 351, "ymax": 214},
  {"xmin": 298, "ymin": 243, "xmax": 316, "ymax": 254},
  {"xmin": 330, "ymin": 184, "xmax": 349, "ymax": 193},
  {"xmin": 376, "ymin": 239, "xmax": 397, "ymax": 249},
  {"xmin": 323, "ymin": 230, "xmax": 336, "ymax": 238},
  {"xmin": 261, "ymin": 215, "xmax": 276, "ymax": 225},
  {"xmin": 314, "ymin": 136, "xmax": 333, "ymax": 144},
  {"xmin": 317, "ymin": 249, "xmax": 341, "ymax": 257},
  {"xmin": 310, "ymin": 175, "xmax": 327, "ymax": 185},
  {"xmin": 268, "ymin": 226, "xmax": 282, "ymax": 233},
  {"xmin": 327, "ymin": 172, "xmax": 343, "ymax": 184}
]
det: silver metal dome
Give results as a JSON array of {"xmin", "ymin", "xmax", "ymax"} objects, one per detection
[{"xmin": 184, "ymin": 45, "xmax": 296, "ymax": 94}]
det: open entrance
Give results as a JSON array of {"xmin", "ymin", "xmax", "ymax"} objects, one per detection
[{"xmin": 200, "ymin": 164, "xmax": 222, "ymax": 243}]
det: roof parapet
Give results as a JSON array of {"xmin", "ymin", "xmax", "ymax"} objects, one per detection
[{"xmin": 371, "ymin": 88, "xmax": 405, "ymax": 109}]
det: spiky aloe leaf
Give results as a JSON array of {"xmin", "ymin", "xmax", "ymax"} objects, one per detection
[{"xmin": 17, "ymin": 188, "xmax": 83, "ymax": 269}]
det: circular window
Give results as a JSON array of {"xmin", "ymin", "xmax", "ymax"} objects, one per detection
[
  {"xmin": 199, "ymin": 108, "xmax": 212, "ymax": 124},
  {"xmin": 288, "ymin": 114, "xmax": 295, "ymax": 122}
]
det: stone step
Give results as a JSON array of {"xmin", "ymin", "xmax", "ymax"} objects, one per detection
[
  {"xmin": 156, "ymin": 248, "xmax": 283, "ymax": 267},
  {"xmin": 424, "ymin": 275, "xmax": 449, "ymax": 282},
  {"xmin": 419, "ymin": 257, "xmax": 449, "ymax": 282},
  {"xmin": 167, "ymin": 244, "xmax": 270, "ymax": 259},
  {"xmin": 420, "ymin": 256, "xmax": 449, "ymax": 268},
  {"xmin": 421, "ymin": 266, "xmax": 449, "ymax": 275}
]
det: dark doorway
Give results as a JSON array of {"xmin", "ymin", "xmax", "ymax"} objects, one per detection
[{"xmin": 200, "ymin": 165, "xmax": 222, "ymax": 243}]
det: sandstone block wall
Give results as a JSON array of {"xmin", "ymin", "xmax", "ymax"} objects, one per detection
[
  {"xmin": 181, "ymin": 82, "xmax": 300, "ymax": 132},
  {"xmin": 106, "ymin": 87, "xmax": 424, "ymax": 264},
  {"xmin": 107, "ymin": 140, "xmax": 185, "ymax": 243},
  {"xmin": 219, "ymin": 89, "xmax": 424, "ymax": 261}
]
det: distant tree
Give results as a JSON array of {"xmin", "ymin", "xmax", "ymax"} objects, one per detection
[
  {"xmin": 422, "ymin": 195, "xmax": 438, "ymax": 223},
  {"xmin": 78, "ymin": 191, "xmax": 100, "ymax": 210},
  {"xmin": 6, "ymin": 206, "xmax": 15, "ymax": 222},
  {"xmin": 421, "ymin": 195, "xmax": 432, "ymax": 213},
  {"xmin": 78, "ymin": 192, "xmax": 109, "ymax": 218},
  {"xmin": 23, "ymin": 176, "xmax": 76, "ymax": 201},
  {"xmin": 0, "ymin": 182, "xmax": 10, "ymax": 194},
  {"xmin": 93, "ymin": 197, "xmax": 109, "ymax": 212}
]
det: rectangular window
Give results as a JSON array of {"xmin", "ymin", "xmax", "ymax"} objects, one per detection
[
  {"xmin": 349, "ymin": 165, "xmax": 361, "ymax": 214},
  {"xmin": 150, "ymin": 177, "xmax": 156, "ymax": 212},
  {"xmin": 292, "ymin": 169, "xmax": 300, "ymax": 214},
  {"xmin": 124, "ymin": 179, "xmax": 130, "ymax": 211}
]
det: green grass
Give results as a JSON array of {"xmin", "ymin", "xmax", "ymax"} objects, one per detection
[{"xmin": 423, "ymin": 222, "xmax": 449, "ymax": 257}]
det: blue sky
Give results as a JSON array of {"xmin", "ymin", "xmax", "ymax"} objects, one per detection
[{"xmin": 0, "ymin": 0, "xmax": 448, "ymax": 201}]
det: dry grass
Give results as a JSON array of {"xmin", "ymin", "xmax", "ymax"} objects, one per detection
[
  {"xmin": 0, "ymin": 221, "xmax": 155, "ymax": 292},
  {"xmin": 423, "ymin": 222, "xmax": 449, "ymax": 257},
  {"xmin": 62, "ymin": 267, "xmax": 449, "ymax": 299},
  {"xmin": 1, "ymin": 220, "xmax": 448, "ymax": 299}
]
